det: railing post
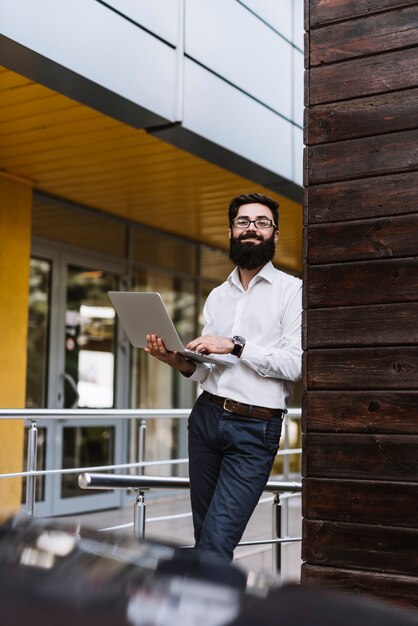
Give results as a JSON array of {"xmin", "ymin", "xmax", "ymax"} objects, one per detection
[
  {"xmin": 133, "ymin": 490, "xmax": 146, "ymax": 540},
  {"xmin": 138, "ymin": 419, "xmax": 147, "ymax": 475},
  {"xmin": 25, "ymin": 420, "xmax": 38, "ymax": 517},
  {"xmin": 272, "ymin": 492, "xmax": 282, "ymax": 574}
]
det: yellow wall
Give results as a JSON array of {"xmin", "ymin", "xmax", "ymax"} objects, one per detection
[{"xmin": 0, "ymin": 174, "xmax": 32, "ymax": 512}]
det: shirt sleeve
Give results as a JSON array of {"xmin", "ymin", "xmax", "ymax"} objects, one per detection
[{"xmin": 239, "ymin": 281, "xmax": 302, "ymax": 381}]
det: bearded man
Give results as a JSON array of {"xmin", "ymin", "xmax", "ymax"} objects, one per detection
[{"xmin": 145, "ymin": 193, "xmax": 302, "ymax": 562}]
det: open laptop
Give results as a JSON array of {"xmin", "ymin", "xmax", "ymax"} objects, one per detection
[{"xmin": 108, "ymin": 291, "xmax": 236, "ymax": 367}]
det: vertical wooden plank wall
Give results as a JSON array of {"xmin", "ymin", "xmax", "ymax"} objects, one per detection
[{"xmin": 302, "ymin": 0, "xmax": 418, "ymax": 610}]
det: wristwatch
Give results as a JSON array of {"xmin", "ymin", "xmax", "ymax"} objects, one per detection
[{"xmin": 231, "ymin": 335, "xmax": 246, "ymax": 358}]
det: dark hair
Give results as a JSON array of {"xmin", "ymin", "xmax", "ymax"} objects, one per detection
[{"xmin": 228, "ymin": 193, "xmax": 279, "ymax": 228}]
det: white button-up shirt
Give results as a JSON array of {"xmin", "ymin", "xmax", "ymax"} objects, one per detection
[{"xmin": 189, "ymin": 262, "xmax": 302, "ymax": 409}]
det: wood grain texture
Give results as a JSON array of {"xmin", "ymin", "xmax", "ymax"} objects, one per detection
[
  {"xmin": 301, "ymin": 564, "xmax": 418, "ymax": 610},
  {"xmin": 305, "ymin": 303, "xmax": 418, "ymax": 347},
  {"xmin": 309, "ymin": 48, "xmax": 418, "ymax": 104},
  {"xmin": 303, "ymin": 478, "xmax": 418, "ymax": 526},
  {"xmin": 305, "ymin": 89, "xmax": 418, "ymax": 145},
  {"xmin": 309, "ymin": 0, "xmax": 418, "ymax": 27},
  {"xmin": 307, "ymin": 129, "xmax": 418, "ymax": 184},
  {"xmin": 302, "ymin": 433, "xmax": 418, "ymax": 480},
  {"xmin": 306, "ymin": 172, "xmax": 418, "ymax": 224},
  {"xmin": 303, "ymin": 519, "xmax": 418, "ymax": 576},
  {"xmin": 307, "ymin": 347, "xmax": 418, "ymax": 389},
  {"xmin": 308, "ymin": 214, "xmax": 418, "ymax": 263},
  {"xmin": 307, "ymin": 258, "xmax": 418, "ymax": 307},
  {"xmin": 302, "ymin": 391, "xmax": 418, "ymax": 434},
  {"xmin": 304, "ymin": 0, "xmax": 418, "ymax": 605},
  {"xmin": 310, "ymin": 6, "xmax": 418, "ymax": 65}
]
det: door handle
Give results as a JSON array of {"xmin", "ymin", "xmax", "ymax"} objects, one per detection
[{"xmin": 62, "ymin": 372, "xmax": 80, "ymax": 409}]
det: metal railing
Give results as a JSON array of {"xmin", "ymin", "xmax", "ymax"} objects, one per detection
[{"xmin": 0, "ymin": 407, "xmax": 302, "ymax": 571}]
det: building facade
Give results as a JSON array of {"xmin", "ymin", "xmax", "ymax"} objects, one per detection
[{"xmin": 0, "ymin": 1, "xmax": 303, "ymax": 515}]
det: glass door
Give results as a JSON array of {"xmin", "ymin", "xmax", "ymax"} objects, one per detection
[{"xmin": 26, "ymin": 243, "xmax": 129, "ymax": 516}]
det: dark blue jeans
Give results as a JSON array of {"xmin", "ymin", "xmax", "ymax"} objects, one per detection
[{"xmin": 188, "ymin": 391, "xmax": 283, "ymax": 562}]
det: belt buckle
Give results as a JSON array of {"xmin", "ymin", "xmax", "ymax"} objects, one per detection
[{"xmin": 223, "ymin": 398, "xmax": 231, "ymax": 412}]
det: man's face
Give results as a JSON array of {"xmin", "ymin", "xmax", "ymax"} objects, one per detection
[{"xmin": 229, "ymin": 203, "xmax": 279, "ymax": 270}]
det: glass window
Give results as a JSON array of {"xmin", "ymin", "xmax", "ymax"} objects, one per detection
[
  {"xmin": 130, "ymin": 269, "xmax": 197, "ymax": 474},
  {"xmin": 65, "ymin": 265, "xmax": 118, "ymax": 408},
  {"xmin": 26, "ymin": 258, "xmax": 51, "ymax": 408},
  {"xmin": 131, "ymin": 226, "xmax": 197, "ymax": 275},
  {"xmin": 200, "ymin": 245, "xmax": 232, "ymax": 283},
  {"xmin": 61, "ymin": 426, "xmax": 115, "ymax": 498},
  {"xmin": 32, "ymin": 195, "xmax": 127, "ymax": 258},
  {"xmin": 130, "ymin": 269, "xmax": 196, "ymax": 410}
]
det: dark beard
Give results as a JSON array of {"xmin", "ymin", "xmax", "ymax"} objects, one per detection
[{"xmin": 229, "ymin": 233, "xmax": 276, "ymax": 270}]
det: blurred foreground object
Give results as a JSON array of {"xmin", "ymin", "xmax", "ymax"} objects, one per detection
[
  {"xmin": 0, "ymin": 514, "xmax": 416, "ymax": 626},
  {"xmin": 0, "ymin": 513, "xmax": 252, "ymax": 626}
]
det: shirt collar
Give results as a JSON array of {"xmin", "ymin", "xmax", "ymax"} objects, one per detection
[{"xmin": 227, "ymin": 261, "xmax": 275, "ymax": 288}]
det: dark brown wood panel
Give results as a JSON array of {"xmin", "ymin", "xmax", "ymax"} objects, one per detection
[
  {"xmin": 305, "ymin": 303, "xmax": 418, "ymax": 347},
  {"xmin": 310, "ymin": 6, "xmax": 418, "ymax": 65},
  {"xmin": 309, "ymin": 48, "xmax": 418, "ymax": 104},
  {"xmin": 307, "ymin": 172, "xmax": 418, "ymax": 224},
  {"xmin": 305, "ymin": 0, "xmax": 418, "ymax": 604},
  {"xmin": 307, "ymin": 258, "xmax": 418, "ymax": 307},
  {"xmin": 307, "ymin": 130, "xmax": 418, "ymax": 184},
  {"xmin": 303, "ymin": 520, "xmax": 418, "ymax": 576},
  {"xmin": 303, "ymin": 391, "xmax": 418, "ymax": 434},
  {"xmin": 302, "ymin": 564, "xmax": 418, "ymax": 611},
  {"xmin": 308, "ymin": 214, "xmax": 418, "ymax": 264},
  {"xmin": 303, "ymin": 478, "xmax": 418, "ymax": 526},
  {"xmin": 305, "ymin": 89, "xmax": 418, "ymax": 145},
  {"xmin": 302, "ymin": 433, "xmax": 418, "ymax": 480},
  {"xmin": 307, "ymin": 347, "xmax": 418, "ymax": 390},
  {"xmin": 309, "ymin": 0, "xmax": 418, "ymax": 27}
]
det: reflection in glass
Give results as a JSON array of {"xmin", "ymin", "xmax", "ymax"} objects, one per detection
[
  {"xmin": 131, "ymin": 226, "xmax": 197, "ymax": 275},
  {"xmin": 65, "ymin": 266, "xmax": 118, "ymax": 408},
  {"xmin": 200, "ymin": 246, "xmax": 232, "ymax": 282},
  {"xmin": 61, "ymin": 426, "xmax": 114, "ymax": 498},
  {"xmin": 130, "ymin": 269, "xmax": 197, "ymax": 475},
  {"xmin": 26, "ymin": 259, "xmax": 51, "ymax": 408}
]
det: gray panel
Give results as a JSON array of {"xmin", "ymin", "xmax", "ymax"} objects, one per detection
[
  {"xmin": 0, "ymin": 0, "xmax": 177, "ymax": 121},
  {"xmin": 102, "ymin": 0, "xmax": 180, "ymax": 46},
  {"xmin": 239, "ymin": 0, "xmax": 292, "ymax": 42},
  {"xmin": 183, "ymin": 58, "xmax": 294, "ymax": 182},
  {"xmin": 185, "ymin": 0, "xmax": 292, "ymax": 120}
]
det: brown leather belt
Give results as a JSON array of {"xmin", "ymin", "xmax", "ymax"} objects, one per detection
[{"xmin": 203, "ymin": 391, "xmax": 284, "ymax": 421}]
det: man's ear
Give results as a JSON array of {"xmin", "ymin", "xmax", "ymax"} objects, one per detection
[
  {"xmin": 228, "ymin": 228, "xmax": 232, "ymax": 239},
  {"xmin": 274, "ymin": 229, "xmax": 279, "ymax": 244}
]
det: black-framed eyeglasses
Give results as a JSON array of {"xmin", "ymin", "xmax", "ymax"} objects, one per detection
[{"xmin": 231, "ymin": 217, "xmax": 277, "ymax": 230}]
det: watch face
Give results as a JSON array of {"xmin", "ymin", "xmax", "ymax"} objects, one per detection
[{"xmin": 232, "ymin": 336, "xmax": 245, "ymax": 357}]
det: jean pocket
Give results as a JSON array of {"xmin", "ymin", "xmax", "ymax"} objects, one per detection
[{"xmin": 263, "ymin": 418, "xmax": 283, "ymax": 455}]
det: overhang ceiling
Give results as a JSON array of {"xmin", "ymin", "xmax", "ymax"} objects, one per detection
[{"xmin": 0, "ymin": 66, "xmax": 302, "ymax": 273}]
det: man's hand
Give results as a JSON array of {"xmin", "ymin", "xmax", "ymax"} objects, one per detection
[
  {"xmin": 186, "ymin": 335, "xmax": 234, "ymax": 355},
  {"xmin": 145, "ymin": 334, "xmax": 196, "ymax": 377}
]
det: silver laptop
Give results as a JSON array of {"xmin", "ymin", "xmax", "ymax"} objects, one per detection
[{"xmin": 108, "ymin": 291, "xmax": 236, "ymax": 367}]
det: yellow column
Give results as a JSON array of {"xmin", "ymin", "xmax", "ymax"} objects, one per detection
[{"xmin": 0, "ymin": 174, "xmax": 32, "ymax": 513}]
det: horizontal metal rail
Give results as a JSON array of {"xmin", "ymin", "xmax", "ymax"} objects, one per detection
[
  {"xmin": 0, "ymin": 408, "xmax": 192, "ymax": 420},
  {"xmin": 79, "ymin": 472, "xmax": 302, "ymax": 557},
  {"xmin": 0, "ymin": 458, "xmax": 189, "ymax": 480},
  {"xmin": 0, "ymin": 408, "xmax": 302, "ymax": 420},
  {"xmin": 79, "ymin": 472, "xmax": 302, "ymax": 493}
]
